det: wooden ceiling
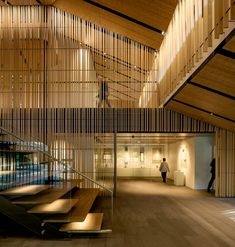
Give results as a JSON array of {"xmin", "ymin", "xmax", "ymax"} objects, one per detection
[
  {"xmin": 166, "ymin": 32, "xmax": 235, "ymax": 131},
  {"xmin": 95, "ymin": 133, "xmax": 199, "ymax": 145},
  {"xmin": 0, "ymin": 1, "xmax": 158, "ymax": 108},
  {"xmin": 0, "ymin": 0, "xmax": 38, "ymax": 5},
  {"xmin": 53, "ymin": 0, "xmax": 178, "ymax": 50},
  {"xmin": 0, "ymin": 0, "xmax": 178, "ymax": 49}
]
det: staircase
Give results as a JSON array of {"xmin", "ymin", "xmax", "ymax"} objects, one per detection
[{"xmin": 0, "ymin": 127, "xmax": 113, "ymax": 237}]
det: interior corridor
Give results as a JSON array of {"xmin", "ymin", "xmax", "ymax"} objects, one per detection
[{"xmin": 1, "ymin": 179, "xmax": 235, "ymax": 247}]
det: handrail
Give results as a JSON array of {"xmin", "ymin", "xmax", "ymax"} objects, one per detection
[{"xmin": 0, "ymin": 126, "xmax": 113, "ymax": 195}]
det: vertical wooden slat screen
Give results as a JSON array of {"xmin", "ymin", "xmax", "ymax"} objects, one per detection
[
  {"xmin": 0, "ymin": 5, "xmax": 234, "ymax": 197},
  {"xmin": 231, "ymin": 0, "xmax": 235, "ymax": 20},
  {"xmin": 157, "ymin": 0, "xmax": 235, "ymax": 106},
  {"xmin": 216, "ymin": 129, "xmax": 235, "ymax": 197},
  {"xmin": 0, "ymin": 5, "xmax": 156, "ymax": 190}
]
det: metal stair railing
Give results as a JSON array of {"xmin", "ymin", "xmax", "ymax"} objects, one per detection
[{"xmin": 0, "ymin": 126, "xmax": 113, "ymax": 229}]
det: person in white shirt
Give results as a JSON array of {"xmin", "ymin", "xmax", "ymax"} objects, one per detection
[{"xmin": 159, "ymin": 158, "xmax": 170, "ymax": 183}]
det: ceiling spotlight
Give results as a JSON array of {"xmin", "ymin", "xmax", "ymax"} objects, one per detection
[
  {"xmin": 161, "ymin": 31, "xmax": 165, "ymax": 36},
  {"xmin": 210, "ymin": 112, "xmax": 214, "ymax": 116}
]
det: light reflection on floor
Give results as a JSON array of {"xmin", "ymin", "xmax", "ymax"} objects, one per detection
[{"xmin": 222, "ymin": 209, "xmax": 235, "ymax": 222}]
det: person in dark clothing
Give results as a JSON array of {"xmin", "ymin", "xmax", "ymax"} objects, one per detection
[
  {"xmin": 207, "ymin": 158, "xmax": 215, "ymax": 192},
  {"xmin": 98, "ymin": 81, "xmax": 111, "ymax": 108}
]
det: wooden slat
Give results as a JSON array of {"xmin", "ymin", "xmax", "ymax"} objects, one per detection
[
  {"xmin": 28, "ymin": 199, "xmax": 78, "ymax": 214},
  {"xmin": 216, "ymin": 129, "xmax": 235, "ymax": 197},
  {"xmin": 0, "ymin": 184, "xmax": 50, "ymax": 196},
  {"xmin": 158, "ymin": 0, "xmax": 234, "ymax": 106},
  {"xmin": 59, "ymin": 213, "xmax": 103, "ymax": 232},
  {"xmin": 44, "ymin": 188, "xmax": 99, "ymax": 223}
]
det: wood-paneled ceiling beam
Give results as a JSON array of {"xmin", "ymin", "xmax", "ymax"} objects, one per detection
[
  {"xmin": 54, "ymin": 0, "xmax": 163, "ymax": 49},
  {"xmin": 188, "ymin": 81, "xmax": 235, "ymax": 100},
  {"xmin": 88, "ymin": 0, "xmax": 178, "ymax": 33},
  {"xmin": 166, "ymin": 100, "xmax": 235, "ymax": 131},
  {"xmin": 83, "ymin": 0, "xmax": 163, "ymax": 35},
  {"xmin": 172, "ymin": 99, "xmax": 235, "ymax": 124}
]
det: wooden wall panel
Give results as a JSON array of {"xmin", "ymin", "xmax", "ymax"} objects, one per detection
[
  {"xmin": 1, "ymin": 108, "xmax": 216, "ymax": 134},
  {"xmin": 168, "ymin": 101, "xmax": 235, "ymax": 197},
  {"xmin": 216, "ymin": 129, "xmax": 235, "ymax": 197},
  {"xmin": 158, "ymin": 0, "xmax": 235, "ymax": 105}
]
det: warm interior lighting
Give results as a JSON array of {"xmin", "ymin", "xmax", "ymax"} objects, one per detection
[
  {"xmin": 223, "ymin": 209, "xmax": 235, "ymax": 222},
  {"xmin": 0, "ymin": 185, "xmax": 49, "ymax": 195},
  {"xmin": 28, "ymin": 199, "xmax": 78, "ymax": 213},
  {"xmin": 60, "ymin": 213, "xmax": 103, "ymax": 232}
]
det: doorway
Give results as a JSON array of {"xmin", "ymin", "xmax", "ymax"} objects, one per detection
[{"xmin": 94, "ymin": 133, "xmax": 215, "ymax": 193}]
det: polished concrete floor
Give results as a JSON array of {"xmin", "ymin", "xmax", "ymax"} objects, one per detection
[{"xmin": 1, "ymin": 178, "xmax": 235, "ymax": 247}]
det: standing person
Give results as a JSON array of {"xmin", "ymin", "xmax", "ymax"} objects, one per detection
[
  {"xmin": 207, "ymin": 158, "xmax": 215, "ymax": 192},
  {"xmin": 159, "ymin": 158, "xmax": 170, "ymax": 183},
  {"xmin": 98, "ymin": 81, "xmax": 111, "ymax": 108}
]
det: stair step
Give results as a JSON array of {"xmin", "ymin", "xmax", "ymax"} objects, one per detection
[
  {"xmin": 59, "ymin": 213, "xmax": 103, "ymax": 232},
  {"xmin": 28, "ymin": 199, "xmax": 78, "ymax": 214},
  {"xmin": 0, "ymin": 184, "xmax": 50, "ymax": 196},
  {"xmin": 0, "ymin": 150, "xmax": 37, "ymax": 154},
  {"xmin": 0, "ymin": 170, "xmax": 44, "ymax": 175},
  {"xmin": 44, "ymin": 188, "xmax": 99, "ymax": 223},
  {"xmin": 0, "ymin": 171, "xmax": 16, "ymax": 176},
  {"xmin": 12, "ymin": 180, "xmax": 78, "ymax": 205},
  {"xmin": 18, "ymin": 160, "xmax": 53, "ymax": 165}
]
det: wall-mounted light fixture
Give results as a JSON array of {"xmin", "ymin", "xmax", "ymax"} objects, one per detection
[
  {"xmin": 124, "ymin": 145, "xmax": 129, "ymax": 168},
  {"xmin": 140, "ymin": 147, "xmax": 144, "ymax": 162},
  {"xmin": 181, "ymin": 147, "xmax": 187, "ymax": 168}
]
